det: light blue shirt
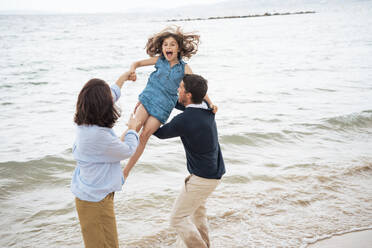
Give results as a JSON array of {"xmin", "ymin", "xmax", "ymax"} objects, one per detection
[{"xmin": 71, "ymin": 84, "xmax": 139, "ymax": 202}]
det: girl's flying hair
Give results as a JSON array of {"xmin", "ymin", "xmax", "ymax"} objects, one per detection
[{"xmin": 146, "ymin": 26, "xmax": 200, "ymax": 59}]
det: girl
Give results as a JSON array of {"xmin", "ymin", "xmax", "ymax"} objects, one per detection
[
  {"xmin": 71, "ymin": 71, "xmax": 139, "ymax": 248},
  {"xmin": 123, "ymin": 26, "xmax": 216, "ymax": 179}
]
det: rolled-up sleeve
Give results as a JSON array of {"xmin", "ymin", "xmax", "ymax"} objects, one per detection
[
  {"xmin": 104, "ymin": 130, "xmax": 139, "ymax": 161},
  {"xmin": 110, "ymin": 84, "xmax": 121, "ymax": 102}
]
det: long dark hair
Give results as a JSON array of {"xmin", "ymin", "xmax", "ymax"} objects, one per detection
[
  {"xmin": 146, "ymin": 26, "xmax": 200, "ymax": 59},
  {"xmin": 74, "ymin": 78, "xmax": 120, "ymax": 128}
]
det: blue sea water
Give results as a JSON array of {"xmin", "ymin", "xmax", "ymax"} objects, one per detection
[{"xmin": 1, "ymin": 1, "xmax": 372, "ymax": 247}]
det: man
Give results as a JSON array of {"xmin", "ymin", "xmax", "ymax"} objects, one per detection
[{"xmin": 153, "ymin": 74, "xmax": 226, "ymax": 248}]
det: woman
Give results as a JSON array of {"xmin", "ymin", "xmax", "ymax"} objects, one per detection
[{"xmin": 71, "ymin": 71, "xmax": 139, "ymax": 248}]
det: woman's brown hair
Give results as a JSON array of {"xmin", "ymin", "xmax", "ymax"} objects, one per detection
[
  {"xmin": 146, "ymin": 26, "xmax": 200, "ymax": 59},
  {"xmin": 74, "ymin": 78, "xmax": 120, "ymax": 128}
]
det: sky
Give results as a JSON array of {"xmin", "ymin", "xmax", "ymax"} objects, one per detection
[{"xmin": 0, "ymin": 0, "xmax": 224, "ymax": 13}]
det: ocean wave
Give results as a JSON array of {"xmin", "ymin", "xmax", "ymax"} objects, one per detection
[
  {"xmin": 303, "ymin": 227, "xmax": 372, "ymax": 248},
  {"xmin": 281, "ymin": 162, "xmax": 372, "ymax": 185},
  {"xmin": 219, "ymin": 128, "xmax": 319, "ymax": 147},
  {"xmin": 253, "ymin": 118, "xmax": 281, "ymax": 123},
  {"xmin": 219, "ymin": 134, "xmax": 257, "ymax": 146},
  {"xmin": 76, "ymin": 65, "xmax": 113, "ymax": 72},
  {"xmin": 29, "ymin": 81, "xmax": 48, "ymax": 86},
  {"xmin": 323, "ymin": 111, "xmax": 372, "ymax": 130},
  {"xmin": 0, "ymin": 84, "xmax": 13, "ymax": 89},
  {"xmin": 0, "ymin": 155, "xmax": 75, "ymax": 198},
  {"xmin": 315, "ymin": 88, "xmax": 337, "ymax": 92},
  {"xmin": 296, "ymin": 110, "xmax": 372, "ymax": 132},
  {"xmin": 342, "ymin": 163, "xmax": 372, "ymax": 177},
  {"xmin": 222, "ymin": 175, "xmax": 250, "ymax": 184},
  {"xmin": 0, "ymin": 80, "xmax": 49, "ymax": 89},
  {"xmin": 204, "ymin": 111, "xmax": 371, "ymax": 148},
  {"xmin": 1, "ymin": 102, "xmax": 13, "ymax": 106},
  {"xmin": 219, "ymin": 132, "xmax": 288, "ymax": 146}
]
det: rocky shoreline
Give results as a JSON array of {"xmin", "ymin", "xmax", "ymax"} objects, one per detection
[{"xmin": 167, "ymin": 11, "xmax": 316, "ymax": 22}]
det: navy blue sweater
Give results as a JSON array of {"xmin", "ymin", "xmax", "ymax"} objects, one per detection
[{"xmin": 153, "ymin": 102, "xmax": 225, "ymax": 179}]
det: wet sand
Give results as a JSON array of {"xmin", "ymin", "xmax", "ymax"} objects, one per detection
[{"xmin": 308, "ymin": 230, "xmax": 372, "ymax": 248}]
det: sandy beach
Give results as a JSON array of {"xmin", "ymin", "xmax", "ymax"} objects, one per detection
[{"xmin": 308, "ymin": 230, "xmax": 372, "ymax": 248}]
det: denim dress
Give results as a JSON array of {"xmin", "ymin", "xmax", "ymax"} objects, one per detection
[{"xmin": 139, "ymin": 56, "xmax": 186, "ymax": 124}]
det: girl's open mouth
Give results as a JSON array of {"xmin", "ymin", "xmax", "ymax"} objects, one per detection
[{"xmin": 166, "ymin": 51, "xmax": 173, "ymax": 57}]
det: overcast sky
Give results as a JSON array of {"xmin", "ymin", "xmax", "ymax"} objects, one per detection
[{"xmin": 0, "ymin": 0, "xmax": 224, "ymax": 13}]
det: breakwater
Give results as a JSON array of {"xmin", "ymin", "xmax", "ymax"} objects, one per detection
[{"xmin": 167, "ymin": 11, "xmax": 316, "ymax": 22}]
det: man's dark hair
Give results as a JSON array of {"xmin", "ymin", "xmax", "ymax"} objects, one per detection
[
  {"xmin": 74, "ymin": 78, "xmax": 120, "ymax": 128},
  {"xmin": 183, "ymin": 74, "xmax": 208, "ymax": 104}
]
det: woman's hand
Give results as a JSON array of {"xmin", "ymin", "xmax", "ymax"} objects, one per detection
[{"xmin": 127, "ymin": 113, "xmax": 141, "ymax": 130}]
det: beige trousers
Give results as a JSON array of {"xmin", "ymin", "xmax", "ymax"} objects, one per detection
[
  {"xmin": 75, "ymin": 192, "xmax": 119, "ymax": 248},
  {"xmin": 171, "ymin": 174, "xmax": 220, "ymax": 248}
]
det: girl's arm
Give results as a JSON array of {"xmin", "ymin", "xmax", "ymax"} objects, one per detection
[
  {"xmin": 130, "ymin": 56, "xmax": 159, "ymax": 73},
  {"xmin": 185, "ymin": 64, "xmax": 193, "ymax": 74},
  {"xmin": 185, "ymin": 64, "xmax": 218, "ymax": 114}
]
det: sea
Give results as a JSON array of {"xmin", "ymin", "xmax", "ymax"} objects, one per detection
[{"xmin": 1, "ymin": 1, "xmax": 372, "ymax": 247}]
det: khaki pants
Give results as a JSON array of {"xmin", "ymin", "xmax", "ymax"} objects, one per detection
[
  {"xmin": 171, "ymin": 174, "xmax": 220, "ymax": 248},
  {"xmin": 75, "ymin": 192, "xmax": 119, "ymax": 248}
]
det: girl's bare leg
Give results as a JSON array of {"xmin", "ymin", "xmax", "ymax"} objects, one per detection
[
  {"xmin": 123, "ymin": 106, "xmax": 161, "ymax": 178},
  {"xmin": 133, "ymin": 104, "xmax": 150, "ymax": 132},
  {"xmin": 121, "ymin": 103, "xmax": 149, "ymax": 142}
]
